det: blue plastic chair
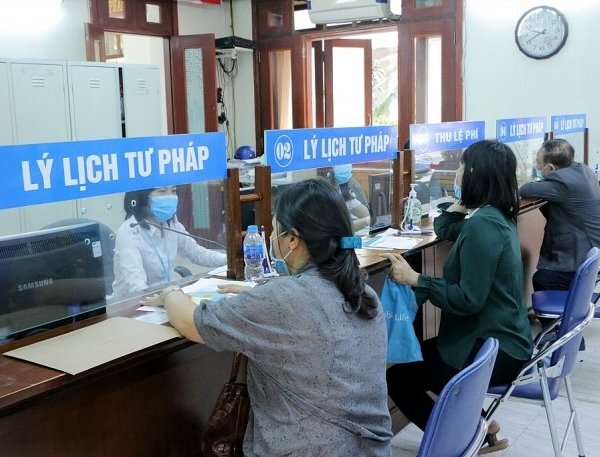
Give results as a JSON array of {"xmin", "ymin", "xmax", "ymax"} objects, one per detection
[
  {"xmin": 485, "ymin": 247, "xmax": 600, "ymax": 457},
  {"xmin": 417, "ymin": 337, "xmax": 498, "ymax": 457},
  {"xmin": 532, "ymin": 247, "xmax": 600, "ymax": 319}
]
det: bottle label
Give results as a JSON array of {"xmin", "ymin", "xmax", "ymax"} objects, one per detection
[{"xmin": 244, "ymin": 243, "xmax": 263, "ymax": 261}]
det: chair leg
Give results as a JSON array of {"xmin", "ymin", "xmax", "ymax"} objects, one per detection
[
  {"xmin": 565, "ymin": 376, "xmax": 586, "ymax": 456},
  {"xmin": 539, "ymin": 367, "xmax": 563, "ymax": 457}
]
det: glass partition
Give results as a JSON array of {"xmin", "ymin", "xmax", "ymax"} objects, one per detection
[
  {"xmin": 503, "ymin": 139, "xmax": 544, "ymax": 186},
  {"xmin": 414, "ymin": 148, "xmax": 460, "ymax": 218},
  {"xmin": 239, "ymin": 161, "xmax": 395, "ymax": 237},
  {"xmin": 0, "ymin": 177, "xmax": 228, "ymax": 338},
  {"xmin": 555, "ymin": 132, "xmax": 586, "ymax": 165}
]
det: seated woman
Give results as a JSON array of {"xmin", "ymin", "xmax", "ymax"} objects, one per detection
[
  {"xmin": 383, "ymin": 140, "xmax": 533, "ymax": 454},
  {"xmin": 330, "ymin": 164, "xmax": 371, "ymax": 234},
  {"xmin": 111, "ymin": 186, "xmax": 226, "ymax": 297},
  {"xmin": 151, "ymin": 178, "xmax": 392, "ymax": 456}
]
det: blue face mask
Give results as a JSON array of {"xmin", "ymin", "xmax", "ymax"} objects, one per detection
[
  {"xmin": 150, "ymin": 195, "xmax": 178, "ymax": 222},
  {"xmin": 533, "ymin": 167, "xmax": 543, "ymax": 180},
  {"xmin": 334, "ymin": 165, "xmax": 353, "ymax": 185},
  {"xmin": 269, "ymin": 231, "xmax": 291, "ymax": 276},
  {"xmin": 453, "ymin": 183, "xmax": 462, "ymax": 200}
]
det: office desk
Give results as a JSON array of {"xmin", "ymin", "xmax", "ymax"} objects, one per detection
[
  {"xmin": 0, "ymin": 200, "xmax": 544, "ymax": 455},
  {"xmin": 0, "ymin": 294, "xmax": 237, "ymax": 457}
]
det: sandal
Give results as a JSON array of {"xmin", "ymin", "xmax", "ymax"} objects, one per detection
[{"xmin": 478, "ymin": 432, "xmax": 509, "ymax": 455}]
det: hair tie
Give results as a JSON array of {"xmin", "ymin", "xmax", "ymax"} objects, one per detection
[{"xmin": 340, "ymin": 236, "xmax": 362, "ymax": 250}]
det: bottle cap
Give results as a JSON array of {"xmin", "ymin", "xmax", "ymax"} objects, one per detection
[{"xmin": 247, "ymin": 225, "xmax": 258, "ymax": 233}]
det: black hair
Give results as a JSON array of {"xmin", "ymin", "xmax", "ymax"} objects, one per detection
[
  {"xmin": 460, "ymin": 140, "xmax": 519, "ymax": 221},
  {"xmin": 123, "ymin": 188, "xmax": 176, "ymax": 229},
  {"xmin": 540, "ymin": 138, "xmax": 574, "ymax": 169},
  {"xmin": 274, "ymin": 178, "xmax": 378, "ymax": 319}
]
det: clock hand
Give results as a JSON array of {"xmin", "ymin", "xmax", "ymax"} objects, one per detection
[{"xmin": 527, "ymin": 28, "xmax": 547, "ymax": 44}]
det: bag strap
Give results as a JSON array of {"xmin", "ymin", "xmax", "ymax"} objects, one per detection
[{"xmin": 228, "ymin": 352, "xmax": 247, "ymax": 383}]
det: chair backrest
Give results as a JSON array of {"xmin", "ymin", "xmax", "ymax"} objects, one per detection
[
  {"xmin": 552, "ymin": 247, "xmax": 600, "ymax": 378},
  {"xmin": 418, "ymin": 338, "xmax": 499, "ymax": 457},
  {"xmin": 42, "ymin": 218, "xmax": 116, "ymax": 295}
]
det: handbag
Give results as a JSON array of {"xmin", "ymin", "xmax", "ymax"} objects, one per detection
[
  {"xmin": 379, "ymin": 276, "xmax": 423, "ymax": 363},
  {"xmin": 201, "ymin": 352, "xmax": 250, "ymax": 457}
]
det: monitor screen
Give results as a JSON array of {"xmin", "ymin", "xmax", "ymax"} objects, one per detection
[
  {"xmin": 0, "ymin": 222, "xmax": 107, "ymax": 343},
  {"xmin": 369, "ymin": 172, "xmax": 392, "ymax": 232}
]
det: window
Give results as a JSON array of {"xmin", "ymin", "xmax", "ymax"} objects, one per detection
[{"xmin": 92, "ymin": 0, "xmax": 172, "ymax": 37}]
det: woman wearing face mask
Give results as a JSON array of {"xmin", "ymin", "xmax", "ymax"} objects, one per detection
[
  {"xmin": 383, "ymin": 140, "xmax": 533, "ymax": 454},
  {"xmin": 111, "ymin": 186, "xmax": 227, "ymax": 297},
  {"xmin": 150, "ymin": 178, "xmax": 392, "ymax": 456}
]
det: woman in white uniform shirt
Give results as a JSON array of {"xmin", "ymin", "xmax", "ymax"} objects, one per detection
[{"xmin": 111, "ymin": 186, "xmax": 227, "ymax": 297}]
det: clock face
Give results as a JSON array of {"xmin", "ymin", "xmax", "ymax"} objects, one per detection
[{"xmin": 515, "ymin": 6, "xmax": 568, "ymax": 59}]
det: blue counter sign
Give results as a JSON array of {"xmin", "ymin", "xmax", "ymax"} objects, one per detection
[
  {"xmin": 0, "ymin": 133, "xmax": 227, "ymax": 210},
  {"xmin": 409, "ymin": 121, "xmax": 484, "ymax": 154},
  {"xmin": 496, "ymin": 116, "xmax": 547, "ymax": 142},
  {"xmin": 264, "ymin": 126, "xmax": 398, "ymax": 173},
  {"xmin": 551, "ymin": 114, "xmax": 586, "ymax": 135}
]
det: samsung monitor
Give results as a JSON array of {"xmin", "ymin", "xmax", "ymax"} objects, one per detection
[{"xmin": 0, "ymin": 222, "xmax": 107, "ymax": 343}]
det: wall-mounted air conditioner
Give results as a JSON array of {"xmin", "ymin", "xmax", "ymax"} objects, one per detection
[{"xmin": 307, "ymin": 0, "xmax": 399, "ymax": 25}]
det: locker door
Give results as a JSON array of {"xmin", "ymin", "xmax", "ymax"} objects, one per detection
[
  {"xmin": 10, "ymin": 61, "xmax": 77, "ymax": 231},
  {"xmin": 10, "ymin": 61, "xmax": 71, "ymax": 143},
  {"xmin": 0, "ymin": 61, "xmax": 22, "ymax": 236},
  {"xmin": 121, "ymin": 65, "xmax": 165, "ymax": 137},
  {"xmin": 69, "ymin": 63, "xmax": 125, "ymax": 232},
  {"xmin": 0, "ymin": 62, "xmax": 14, "ymax": 145},
  {"xmin": 68, "ymin": 63, "xmax": 121, "ymax": 141}
]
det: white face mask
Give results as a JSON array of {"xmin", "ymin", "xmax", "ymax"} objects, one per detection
[{"xmin": 269, "ymin": 231, "xmax": 291, "ymax": 276}]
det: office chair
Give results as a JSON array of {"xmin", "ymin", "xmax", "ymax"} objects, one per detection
[
  {"xmin": 485, "ymin": 247, "xmax": 600, "ymax": 457},
  {"xmin": 417, "ymin": 337, "xmax": 498, "ymax": 457},
  {"xmin": 532, "ymin": 248, "xmax": 600, "ymax": 320}
]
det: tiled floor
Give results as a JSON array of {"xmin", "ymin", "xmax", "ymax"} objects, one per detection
[{"xmin": 391, "ymin": 319, "xmax": 600, "ymax": 456}]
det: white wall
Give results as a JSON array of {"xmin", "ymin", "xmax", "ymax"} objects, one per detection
[
  {"xmin": 177, "ymin": 0, "xmax": 256, "ymax": 157},
  {"xmin": 0, "ymin": 0, "xmax": 89, "ymax": 60},
  {"xmin": 464, "ymin": 0, "xmax": 600, "ymax": 166}
]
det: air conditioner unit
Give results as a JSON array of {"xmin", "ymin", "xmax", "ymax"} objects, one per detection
[{"xmin": 307, "ymin": 0, "xmax": 399, "ymax": 25}]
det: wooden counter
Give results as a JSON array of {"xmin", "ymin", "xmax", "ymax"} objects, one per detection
[{"xmin": 0, "ymin": 199, "xmax": 545, "ymax": 455}]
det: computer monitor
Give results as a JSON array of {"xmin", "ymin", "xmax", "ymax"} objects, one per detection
[
  {"xmin": 0, "ymin": 222, "xmax": 107, "ymax": 343},
  {"xmin": 368, "ymin": 172, "xmax": 392, "ymax": 232}
]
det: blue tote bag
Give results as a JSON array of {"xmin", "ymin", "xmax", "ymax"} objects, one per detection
[{"xmin": 380, "ymin": 277, "xmax": 423, "ymax": 363}]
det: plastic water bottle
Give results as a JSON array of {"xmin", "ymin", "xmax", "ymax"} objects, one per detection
[{"xmin": 243, "ymin": 225, "xmax": 264, "ymax": 281}]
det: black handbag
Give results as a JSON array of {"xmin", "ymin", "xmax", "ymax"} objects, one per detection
[{"xmin": 201, "ymin": 353, "xmax": 250, "ymax": 457}]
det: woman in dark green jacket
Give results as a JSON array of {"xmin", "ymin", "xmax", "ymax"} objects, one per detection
[{"xmin": 383, "ymin": 140, "xmax": 533, "ymax": 454}]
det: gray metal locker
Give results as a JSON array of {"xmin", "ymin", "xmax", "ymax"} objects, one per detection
[
  {"xmin": 9, "ymin": 60, "xmax": 77, "ymax": 231},
  {"xmin": 68, "ymin": 62, "xmax": 125, "ymax": 232},
  {"xmin": 0, "ymin": 61, "xmax": 14, "ymax": 146},
  {"xmin": 68, "ymin": 63, "xmax": 121, "ymax": 141},
  {"xmin": 10, "ymin": 61, "xmax": 71, "ymax": 143},
  {"xmin": 0, "ymin": 61, "xmax": 22, "ymax": 236},
  {"xmin": 121, "ymin": 64, "xmax": 165, "ymax": 137}
]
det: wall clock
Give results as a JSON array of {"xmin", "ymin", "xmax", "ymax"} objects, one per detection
[{"xmin": 515, "ymin": 6, "xmax": 568, "ymax": 59}]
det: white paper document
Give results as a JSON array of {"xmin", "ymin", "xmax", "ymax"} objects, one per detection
[{"xmin": 362, "ymin": 228, "xmax": 422, "ymax": 251}]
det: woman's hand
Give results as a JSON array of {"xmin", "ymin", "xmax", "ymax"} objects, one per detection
[
  {"xmin": 141, "ymin": 293, "xmax": 164, "ymax": 307},
  {"xmin": 380, "ymin": 253, "xmax": 420, "ymax": 287},
  {"xmin": 217, "ymin": 284, "xmax": 253, "ymax": 294}
]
